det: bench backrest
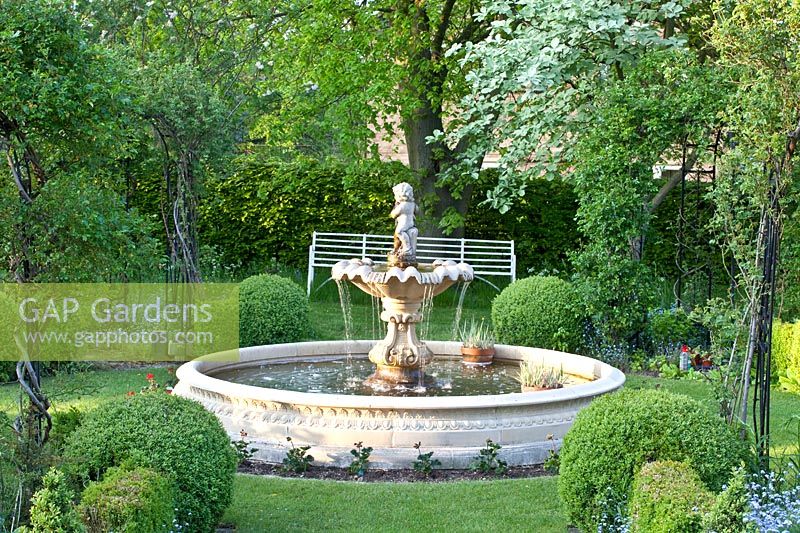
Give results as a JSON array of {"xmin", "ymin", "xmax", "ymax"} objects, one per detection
[{"xmin": 307, "ymin": 231, "xmax": 516, "ymax": 294}]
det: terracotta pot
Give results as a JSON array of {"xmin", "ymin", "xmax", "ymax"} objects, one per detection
[
  {"xmin": 461, "ymin": 346, "xmax": 495, "ymax": 365},
  {"xmin": 521, "ymin": 384, "xmax": 564, "ymax": 393},
  {"xmin": 701, "ymin": 357, "xmax": 713, "ymax": 370}
]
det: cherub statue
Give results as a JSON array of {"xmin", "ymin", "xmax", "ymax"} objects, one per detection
[{"xmin": 390, "ymin": 182, "xmax": 419, "ymax": 260}]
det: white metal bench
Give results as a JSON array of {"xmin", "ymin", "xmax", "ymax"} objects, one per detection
[{"xmin": 307, "ymin": 231, "xmax": 516, "ymax": 295}]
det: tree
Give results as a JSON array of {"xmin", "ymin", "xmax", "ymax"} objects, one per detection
[
  {"xmin": 0, "ymin": 0, "xmax": 158, "ymax": 283},
  {"xmin": 0, "ymin": 1, "xmax": 160, "ymax": 523},
  {"xmin": 79, "ymin": 0, "xmax": 277, "ymax": 281},
  {"xmin": 255, "ymin": 0, "xmax": 491, "ymax": 235},
  {"xmin": 570, "ymin": 50, "xmax": 727, "ymax": 343},
  {"xmin": 440, "ymin": 0, "xmax": 694, "ymax": 213}
]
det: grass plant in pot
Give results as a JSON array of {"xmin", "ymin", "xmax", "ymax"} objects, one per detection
[
  {"xmin": 460, "ymin": 319, "xmax": 495, "ymax": 366},
  {"xmin": 517, "ymin": 360, "xmax": 565, "ymax": 392}
]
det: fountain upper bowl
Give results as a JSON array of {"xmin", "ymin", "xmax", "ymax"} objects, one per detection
[{"xmin": 331, "ymin": 258, "xmax": 474, "ymax": 299}]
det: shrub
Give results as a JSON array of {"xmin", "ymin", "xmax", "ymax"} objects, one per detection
[
  {"xmin": 79, "ymin": 466, "xmax": 176, "ymax": 533},
  {"xmin": 773, "ymin": 320, "xmax": 800, "ymax": 383},
  {"xmin": 22, "ymin": 468, "xmax": 84, "ymax": 533},
  {"xmin": 0, "ymin": 361, "xmax": 15, "ymax": 383},
  {"xmin": 702, "ymin": 466, "xmax": 749, "ymax": 533},
  {"xmin": 465, "ymin": 172, "xmax": 580, "ymax": 275},
  {"xmin": 412, "ymin": 442, "xmax": 441, "ymax": 477},
  {"xmin": 646, "ymin": 307, "xmax": 700, "ymax": 353},
  {"xmin": 281, "ymin": 437, "xmax": 314, "ymax": 473},
  {"xmin": 779, "ymin": 209, "xmax": 800, "ymax": 321},
  {"xmin": 470, "ymin": 439, "xmax": 508, "ymax": 475},
  {"xmin": 492, "ymin": 276, "xmax": 583, "ymax": 351},
  {"xmin": 629, "ymin": 460, "xmax": 711, "ymax": 533},
  {"xmin": 49, "ymin": 406, "xmax": 83, "ymax": 453},
  {"xmin": 64, "ymin": 393, "xmax": 237, "ymax": 533},
  {"xmin": 558, "ymin": 388, "xmax": 749, "ymax": 532},
  {"xmin": 239, "ymin": 274, "xmax": 310, "ymax": 347}
]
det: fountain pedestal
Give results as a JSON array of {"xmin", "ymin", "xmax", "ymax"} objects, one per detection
[
  {"xmin": 332, "ymin": 259, "xmax": 470, "ymax": 385},
  {"xmin": 368, "ymin": 299, "xmax": 432, "ymax": 384}
]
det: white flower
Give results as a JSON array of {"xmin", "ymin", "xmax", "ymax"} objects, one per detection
[
  {"xmin": 255, "ymin": 61, "xmax": 264, "ymax": 70},
  {"xmin": 146, "ymin": 0, "xmax": 154, "ymax": 6},
  {"xmin": 166, "ymin": 10, "xmax": 177, "ymax": 19}
]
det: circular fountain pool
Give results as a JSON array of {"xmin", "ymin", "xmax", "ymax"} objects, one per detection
[
  {"xmin": 174, "ymin": 340, "xmax": 624, "ymax": 468},
  {"xmin": 212, "ymin": 357, "xmax": 591, "ymax": 397}
]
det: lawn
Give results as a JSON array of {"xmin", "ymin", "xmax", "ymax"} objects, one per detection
[
  {"xmin": 224, "ymin": 475, "xmax": 566, "ymax": 532},
  {"xmin": 2, "ymin": 365, "xmax": 799, "ymax": 532}
]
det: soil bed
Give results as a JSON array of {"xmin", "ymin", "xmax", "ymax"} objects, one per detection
[{"xmin": 238, "ymin": 459, "xmax": 552, "ymax": 482}]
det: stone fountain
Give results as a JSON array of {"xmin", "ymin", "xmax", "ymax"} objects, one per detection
[
  {"xmin": 332, "ymin": 182, "xmax": 473, "ymax": 384},
  {"xmin": 174, "ymin": 183, "xmax": 625, "ymax": 469}
]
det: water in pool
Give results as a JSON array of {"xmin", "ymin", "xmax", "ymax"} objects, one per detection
[{"xmin": 211, "ymin": 357, "xmax": 589, "ymax": 397}]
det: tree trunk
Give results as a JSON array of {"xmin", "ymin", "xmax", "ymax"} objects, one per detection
[
  {"xmin": 1, "ymin": 126, "xmax": 52, "ymax": 526},
  {"xmin": 174, "ymin": 150, "xmax": 202, "ymax": 283},
  {"xmin": 628, "ymin": 145, "xmax": 700, "ymax": 260},
  {"xmin": 153, "ymin": 124, "xmax": 202, "ymax": 283},
  {"xmin": 399, "ymin": 0, "xmax": 472, "ymax": 239},
  {"xmin": 403, "ymin": 106, "xmax": 469, "ymax": 238}
]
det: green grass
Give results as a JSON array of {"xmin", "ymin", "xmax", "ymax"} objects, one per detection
[
  {"xmin": 223, "ymin": 475, "xmax": 567, "ymax": 532},
  {"xmin": 0, "ymin": 366, "xmax": 177, "ymax": 417}
]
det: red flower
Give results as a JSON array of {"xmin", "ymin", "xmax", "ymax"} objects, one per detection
[
  {"xmin": 146, "ymin": 373, "xmax": 155, "ymax": 380},
  {"xmin": 681, "ymin": 345, "xmax": 689, "ymax": 352},
  {"xmin": 126, "ymin": 391, "xmax": 135, "ymax": 397}
]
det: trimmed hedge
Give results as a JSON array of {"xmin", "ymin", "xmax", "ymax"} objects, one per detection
[
  {"xmin": 491, "ymin": 276, "xmax": 583, "ymax": 351},
  {"xmin": 239, "ymin": 274, "xmax": 310, "ymax": 347},
  {"xmin": 773, "ymin": 320, "xmax": 800, "ymax": 385},
  {"xmin": 558, "ymin": 388, "xmax": 749, "ymax": 532},
  {"xmin": 629, "ymin": 460, "xmax": 711, "ymax": 533},
  {"xmin": 201, "ymin": 156, "xmax": 409, "ymax": 269},
  {"xmin": 64, "ymin": 393, "xmax": 237, "ymax": 533},
  {"xmin": 79, "ymin": 466, "xmax": 176, "ymax": 533},
  {"xmin": 465, "ymin": 172, "xmax": 580, "ymax": 275}
]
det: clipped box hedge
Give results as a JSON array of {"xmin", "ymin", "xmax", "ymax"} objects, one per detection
[
  {"xmin": 491, "ymin": 276, "xmax": 583, "ymax": 352},
  {"xmin": 79, "ymin": 466, "xmax": 176, "ymax": 533},
  {"xmin": 629, "ymin": 460, "xmax": 711, "ymax": 533},
  {"xmin": 239, "ymin": 274, "xmax": 310, "ymax": 347},
  {"xmin": 65, "ymin": 393, "xmax": 237, "ymax": 533},
  {"xmin": 558, "ymin": 388, "xmax": 749, "ymax": 532}
]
